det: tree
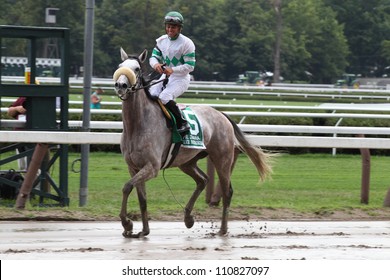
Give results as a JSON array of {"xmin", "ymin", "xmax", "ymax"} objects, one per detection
[
  {"xmin": 325, "ymin": 0, "xmax": 390, "ymax": 77},
  {"xmin": 282, "ymin": 0, "xmax": 348, "ymax": 83},
  {"xmin": 216, "ymin": 0, "xmax": 275, "ymax": 81},
  {"xmin": 0, "ymin": 0, "xmax": 384, "ymax": 82},
  {"xmin": 272, "ymin": 0, "xmax": 282, "ymax": 83},
  {"xmin": 382, "ymin": 41, "xmax": 390, "ymax": 64},
  {"xmin": 168, "ymin": 0, "xmax": 228, "ymax": 80},
  {"xmin": 94, "ymin": 0, "xmax": 168, "ymax": 77}
]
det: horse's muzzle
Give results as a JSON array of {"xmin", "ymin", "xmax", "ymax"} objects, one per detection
[{"xmin": 115, "ymin": 76, "xmax": 131, "ymax": 100}]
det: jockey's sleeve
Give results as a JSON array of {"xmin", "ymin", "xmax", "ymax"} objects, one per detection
[
  {"xmin": 171, "ymin": 52, "xmax": 195, "ymax": 75},
  {"xmin": 150, "ymin": 46, "xmax": 163, "ymax": 69}
]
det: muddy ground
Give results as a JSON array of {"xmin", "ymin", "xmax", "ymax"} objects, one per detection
[
  {"xmin": 1, "ymin": 206, "xmax": 390, "ymax": 260},
  {"xmin": 1, "ymin": 220, "xmax": 390, "ymax": 260}
]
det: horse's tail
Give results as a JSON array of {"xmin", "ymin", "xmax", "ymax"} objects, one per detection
[{"xmin": 223, "ymin": 113, "xmax": 272, "ymax": 181}]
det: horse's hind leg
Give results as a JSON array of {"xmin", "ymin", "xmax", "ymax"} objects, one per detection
[
  {"xmin": 211, "ymin": 155, "xmax": 234, "ymax": 235},
  {"xmin": 220, "ymin": 180, "xmax": 233, "ymax": 235},
  {"xmin": 210, "ymin": 148, "xmax": 240, "ymax": 206},
  {"xmin": 179, "ymin": 163, "xmax": 208, "ymax": 229}
]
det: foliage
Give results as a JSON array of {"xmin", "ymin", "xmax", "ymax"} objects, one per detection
[
  {"xmin": 381, "ymin": 40, "xmax": 390, "ymax": 69},
  {"xmin": 324, "ymin": 0, "xmax": 390, "ymax": 77},
  {"xmin": 0, "ymin": 0, "xmax": 389, "ymax": 82},
  {"xmin": 283, "ymin": 0, "xmax": 349, "ymax": 83}
]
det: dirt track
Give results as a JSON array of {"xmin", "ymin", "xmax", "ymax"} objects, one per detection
[{"xmin": 1, "ymin": 220, "xmax": 390, "ymax": 260}]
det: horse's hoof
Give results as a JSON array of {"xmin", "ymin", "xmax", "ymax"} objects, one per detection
[
  {"xmin": 122, "ymin": 230, "xmax": 133, "ymax": 238},
  {"xmin": 209, "ymin": 201, "xmax": 220, "ymax": 207},
  {"xmin": 218, "ymin": 229, "xmax": 228, "ymax": 236},
  {"xmin": 121, "ymin": 219, "xmax": 134, "ymax": 237},
  {"xmin": 184, "ymin": 215, "xmax": 195, "ymax": 228},
  {"xmin": 127, "ymin": 231, "xmax": 147, "ymax": 238},
  {"xmin": 135, "ymin": 231, "xmax": 149, "ymax": 238}
]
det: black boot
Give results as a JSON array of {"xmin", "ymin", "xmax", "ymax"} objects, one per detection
[{"xmin": 165, "ymin": 100, "xmax": 190, "ymax": 134}]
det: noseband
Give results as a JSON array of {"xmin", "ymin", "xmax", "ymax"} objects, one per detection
[{"xmin": 113, "ymin": 63, "xmax": 142, "ymax": 101}]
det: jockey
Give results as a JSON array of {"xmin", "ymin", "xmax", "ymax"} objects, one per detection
[{"xmin": 149, "ymin": 11, "xmax": 196, "ymax": 134}]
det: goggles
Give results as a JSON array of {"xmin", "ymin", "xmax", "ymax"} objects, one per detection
[{"xmin": 164, "ymin": 16, "xmax": 182, "ymax": 25}]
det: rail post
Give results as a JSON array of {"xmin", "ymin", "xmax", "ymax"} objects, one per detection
[{"xmin": 357, "ymin": 134, "xmax": 370, "ymax": 204}]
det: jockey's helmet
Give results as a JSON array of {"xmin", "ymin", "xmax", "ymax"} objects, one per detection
[{"xmin": 164, "ymin": 11, "xmax": 184, "ymax": 27}]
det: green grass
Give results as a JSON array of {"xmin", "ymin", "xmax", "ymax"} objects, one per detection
[
  {"xmin": 231, "ymin": 153, "xmax": 387, "ymax": 210},
  {"xmin": 2, "ymin": 152, "xmax": 389, "ymax": 218}
]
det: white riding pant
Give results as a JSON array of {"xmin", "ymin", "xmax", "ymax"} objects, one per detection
[{"xmin": 149, "ymin": 74, "xmax": 190, "ymax": 105}]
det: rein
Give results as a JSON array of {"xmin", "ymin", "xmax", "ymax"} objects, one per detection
[
  {"xmin": 131, "ymin": 57, "xmax": 167, "ymax": 90},
  {"xmin": 138, "ymin": 75, "xmax": 168, "ymax": 91},
  {"xmin": 118, "ymin": 68, "xmax": 168, "ymax": 101}
]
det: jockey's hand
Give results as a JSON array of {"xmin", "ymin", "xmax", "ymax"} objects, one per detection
[
  {"xmin": 163, "ymin": 67, "xmax": 173, "ymax": 76},
  {"xmin": 154, "ymin": 63, "xmax": 165, "ymax": 74},
  {"xmin": 154, "ymin": 63, "xmax": 172, "ymax": 76}
]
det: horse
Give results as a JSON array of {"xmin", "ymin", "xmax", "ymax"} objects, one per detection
[{"xmin": 113, "ymin": 48, "xmax": 272, "ymax": 238}]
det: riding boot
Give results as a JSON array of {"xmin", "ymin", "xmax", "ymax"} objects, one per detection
[{"xmin": 165, "ymin": 100, "xmax": 190, "ymax": 134}]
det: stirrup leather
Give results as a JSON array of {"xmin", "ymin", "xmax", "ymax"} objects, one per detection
[{"xmin": 157, "ymin": 99, "xmax": 171, "ymax": 120}]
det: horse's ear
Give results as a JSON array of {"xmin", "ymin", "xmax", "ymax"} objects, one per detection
[
  {"xmin": 120, "ymin": 47, "xmax": 129, "ymax": 61},
  {"xmin": 139, "ymin": 49, "xmax": 148, "ymax": 63}
]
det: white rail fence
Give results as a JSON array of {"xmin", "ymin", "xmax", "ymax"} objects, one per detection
[
  {"xmin": 2, "ymin": 101, "xmax": 390, "ymax": 146},
  {"xmin": 1, "ymin": 130, "xmax": 390, "ymax": 150}
]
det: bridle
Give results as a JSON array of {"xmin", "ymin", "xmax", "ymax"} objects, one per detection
[{"xmin": 115, "ymin": 57, "xmax": 168, "ymax": 101}]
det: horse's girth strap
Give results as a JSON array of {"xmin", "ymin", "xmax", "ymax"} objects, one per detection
[{"xmin": 157, "ymin": 99, "xmax": 172, "ymax": 120}]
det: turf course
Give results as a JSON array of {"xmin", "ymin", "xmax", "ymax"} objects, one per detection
[
  {"xmin": 17, "ymin": 152, "xmax": 387, "ymax": 218},
  {"xmin": 1, "ymin": 151, "xmax": 390, "ymax": 219}
]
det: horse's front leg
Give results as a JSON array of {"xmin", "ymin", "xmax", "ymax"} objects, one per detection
[
  {"xmin": 119, "ymin": 163, "xmax": 158, "ymax": 238},
  {"xmin": 119, "ymin": 180, "xmax": 135, "ymax": 237},
  {"xmin": 135, "ymin": 182, "xmax": 150, "ymax": 237}
]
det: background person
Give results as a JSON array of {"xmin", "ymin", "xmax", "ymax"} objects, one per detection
[
  {"xmin": 7, "ymin": 97, "xmax": 27, "ymax": 121},
  {"xmin": 7, "ymin": 97, "xmax": 28, "ymax": 170},
  {"xmin": 91, "ymin": 87, "xmax": 103, "ymax": 109},
  {"xmin": 6, "ymin": 81, "xmax": 50, "ymax": 197}
]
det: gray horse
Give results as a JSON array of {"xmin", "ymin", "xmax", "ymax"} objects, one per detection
[{"xmin": 113, "ymin": 48, "xmax": 272, "ymax": 238}]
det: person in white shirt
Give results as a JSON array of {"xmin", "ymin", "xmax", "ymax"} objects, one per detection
[{"xmin": 149, "ymin": 11, "xmax": 196, "ymax": 133}]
